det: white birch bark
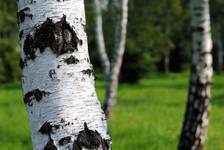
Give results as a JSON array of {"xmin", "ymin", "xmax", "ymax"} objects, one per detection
[
  {"xmin": 18, "ymin": 0, "xmax": 111, "ymax": 149},
  {"xmin": 94, "ymin": 0, "xmax": 110, "ymax": 77},
  {"xmin": 178, "ymin": 0, "xmax": 213, "ymax": 149},
  {"xmin": 103, "ymin": 0, "xmax": 129, "ymax": 116}
]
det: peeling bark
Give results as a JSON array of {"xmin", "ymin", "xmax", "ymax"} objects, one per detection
[
  {"xmin": 18, "ymin": 0, "xmax": 111, "ymax": 149},
  {"xmin": 178, "ymin": 0, "xmax": 213, "ymax": 149},
  {"xmin": 23, "ymin": 16, "xmax": 82, "ymax": 60},
  {"xmin": 73, "ymin": 123, "xmax": 110, "ymax": 150}
]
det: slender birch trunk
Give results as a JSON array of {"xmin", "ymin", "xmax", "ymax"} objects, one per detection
[
  {"xmin": 103, "ymin": 0, "xmax": 129, "ymax": 116},
  {"xmin": 164, "ymin": 53, "xmax": 170, "ymax": 73},
  {"xmin": 178, "ymin": 0, "xmax": 213, "ymax": 149},
  {"xmin": 217, "ymin": 26, "xmax": 224, "ymax": 74},
  {"xmin": 217, "ymin": 37, "xmax": 223, "ymax": 74},
  {"xmin": 164, "ymin": 0, "xmax": 170, "ymax": 74},
  {"xmin": 17, "ymin": 0, "xmax": 111, "ymax": 149},
  {"xmin": 94, "ymin": 0, "xmax": 110, "ymax": 77}
]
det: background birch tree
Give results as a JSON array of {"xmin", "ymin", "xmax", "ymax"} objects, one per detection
[
  {"xmin": 18, "ymin": 0, "xmax": 111, "ymax": 149},
  {"xmin": 178, "ymin": 0, "xmax": 213, "ymax": 149},
  {"xmin": 93, "ymin": 0, "xmax": 129, "ymax": 116},
  {"xmin": 94, "ymin": 0, "xmax": 110, "ymax": 77}
]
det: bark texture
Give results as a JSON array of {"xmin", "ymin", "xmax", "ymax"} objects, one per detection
[
  {"xmin": 103, "ymin": 0, "xmax": 129, "ymax": 116},
  {"xmin": 94, "ymin": 0, "xmax": 110, "ymax": 77},
  {"xmin": 178, "ymin": 0, "xmax": 213, "ymax": 149},
  {"xmin": 18, "ymin": 0, "xmax": 111, "ymax": 149}
]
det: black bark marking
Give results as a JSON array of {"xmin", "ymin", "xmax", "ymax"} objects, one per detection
[
  {"xmin": 39, "ymin": 122, "xmax": 60, "ymax": 149},
  {"xmin": 72, "ymin": 141, "xmax": 82, "ymax": 150},
  {"xmin": 19, "ymin": 30, "xmax": 24, "ymax": 40},
  {"xmin": 193, "ymin": 6, "xmax": 203, "ymax": 11},
  {"xmin": 60, "ymin": 118, "xmax": 66, "ymax": 123},
  {"xmin": 20, "ymin": 59, "xmax": 27, "ymax": 69},
  {"xmin": 29, "ymin": 0, "xmax": 36, "ymax": 4},
  {"xmin": 81, "ymin": 69, "xmax": 94, "ymax": 76},
  {"xmin": 44, "ymin": 138, "xmax": 57, "ymax": 150},
  {"xmin": 17, "ymin": 7, "xmax": 32, "ymax": 24},
  {"xmin": 192, "ymin": 26, "xmax": 204, "ymax": 33},
  {"xmin": 64, "ymin": 56, "xmax": 79, "ymax": 64},
  {"xmin": 24, "ymin": 89, "xmax": 50, "ymax": 105},
  {"xmin": 24, "ymin": 34, "xmax": 36, "ymax": 60},
  {"xmin": 201, "ymin": 51, "xmax": 211, "ymax": 56},
  {"xmin": 84, "ymin": 58, "xmax": 90, "ymax": 63},
  {"xmin": 39, "ymin": 122, "xmax": 53, "ymax": 135},
  {"xmin": 20, "ymin": 59, "xmax": 25, "ymax": 69},
  {"xmin": 59, "ymin": 136, "xmax": 72, "ymax": 146},
  {"xmin": 49, "ymin": 69, "xmax": 56, "ymax": 79},
  {"xmin": 72, "ymin": 122, "xmax": 109, "ymax": 150},
  {"xmin": 39, "ymin": 122, "xmax": 60, "ymax": 135},
  {"xmin": 23, "ymin": 15, "xmax": 82, "ymax": 60}
]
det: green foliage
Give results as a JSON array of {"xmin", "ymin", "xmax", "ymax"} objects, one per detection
[
  {"xmin": 0, "ymin": 73, "xmax": 223, "ymax": 149},
  {"xmin": 0, "ymin": 0, "xmax": 223, "ymax": 83},
  {"xmin": 120, "ymin": 38, "xmax": 156, "ymax": 83},
  {"xmin": 85, "ymin": 0, "xmax": 192, "ymax": 83},
  {"xmin": 0, "ymin": 38, "xmax": 20, "ymax": 83},
  {"xmin": 0, "ymin": 0, "xmax": 19, "ymax": 83}
]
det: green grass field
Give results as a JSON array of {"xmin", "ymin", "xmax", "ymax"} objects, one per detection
[{"xmin": 0, "ymin": 73, "xmax": 223, "ymax": 150}]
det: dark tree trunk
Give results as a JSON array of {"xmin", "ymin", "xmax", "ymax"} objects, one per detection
[
  {"xmin": 164, "ymin": 53, "xmax": 170, "ymax": 73},
  {"xmin": 216, "ymin": 27, "xmax": 224, "ymax": 74}
]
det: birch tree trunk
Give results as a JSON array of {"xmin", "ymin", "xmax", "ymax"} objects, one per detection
[
  {"xmin": 94, "ymin": 0, "xmax": 110, "ymax": 77},
  {"xmin": 17, "ymin": 0, "xmax": 111, "ymax": 149},
  {"xmin": 103, "ymin": 0, "xmax": 129, "ymax": 116},
  {"xmin": 164, "ymin": 0, "xmax": 170, "ymax": 74},
  {"xmin": 178, "ymin": 0, "xmax": 213, "ymax": 149}
]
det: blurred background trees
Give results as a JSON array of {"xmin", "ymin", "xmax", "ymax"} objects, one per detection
[
  {"xmin": 0, "ymin": 0, "xmax": 20, "ymax": 83},
  {"xmin": 0, "ymin": 0, "xmax": 223, "ymax": 84}
]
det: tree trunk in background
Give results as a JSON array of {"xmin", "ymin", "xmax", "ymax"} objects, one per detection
[
  {"xmin": 216, "ymin": 26, "xmax": 224, "ymax": 74},
  {"xmin": 18, "ymin": 0, "xmax": 111, "ymax": 149},
  {"xmin": 164, "ymin": 53, "xmax": 170, "ymax": 73},
  {"xmin": 217, "ymin": 37, "xmax": 223, "ymax": 74},
  {"xmin": 178, "ymin": 0, "xmax": 213, "ymax": 149},
  {"xmin": 164, "ymin": 0, "xmax": 170, "ymax": 74},
  {"xmin": 94, "ymin": 0, "xmax": 110, "ymax": 77},
  {"xmin": 103, "ymin": 0, "xmax": 129, "ymax": 116}
]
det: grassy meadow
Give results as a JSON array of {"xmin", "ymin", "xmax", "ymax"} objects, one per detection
[{"xmin": 0, "ymin": 73, "xmax": 223, "ymax": 150}]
